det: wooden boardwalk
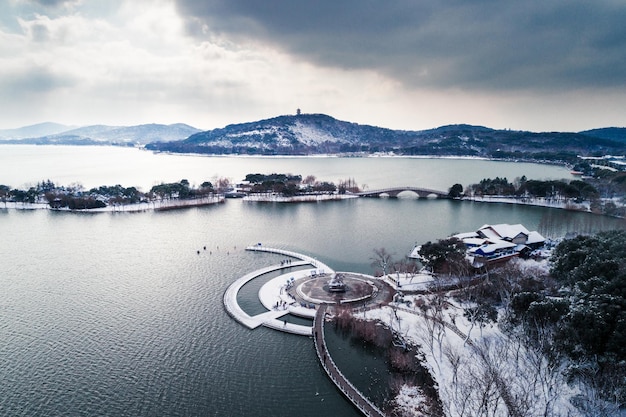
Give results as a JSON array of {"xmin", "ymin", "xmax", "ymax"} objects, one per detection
[{"xmin": 313, "ymin": 305, "xmax": 386, "ymax": 417}]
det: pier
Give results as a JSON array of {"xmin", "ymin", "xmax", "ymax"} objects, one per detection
[{"xmin": 313, "ymin": 305, "xmax": 386, "ymax": 417}]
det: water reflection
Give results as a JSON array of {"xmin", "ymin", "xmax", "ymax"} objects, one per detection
[{"xmin": 538, "ymin": 209, "xmax": 626, "ymax": 238}]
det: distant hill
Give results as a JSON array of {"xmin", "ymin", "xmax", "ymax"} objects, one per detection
[
  {"xmin": 0, "ymin": 122, "xmax": 76, "ymax": 140},
  {"xmin": 579, "ymin": 127, "xmax": 626, "ymax": 144},
  {"xmin": 146, "ymin": 113, "xmax": 626, "ymax": 161},
  {"xmin": 4, "ymin": 116, "xmax": 624, "ymax": 161},
  {"xmin": 0, "ymin": 123, "xmax": 201, "ymax": 145},
  {"xmin": 149, "ymin": 114, "xmax": 410, "ymax": 154},
  {"xmin": 55, "ymin": 123, "xmax": 201, "ymax": 145}
]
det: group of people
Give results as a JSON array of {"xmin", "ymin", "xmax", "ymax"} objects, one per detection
[{"xmin": 276, "ymin": 280, "xmax": 297, "ymax": 310}]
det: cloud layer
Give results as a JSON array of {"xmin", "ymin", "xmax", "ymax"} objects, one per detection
[
  {"xmin": 174, "ymin": 0, "xmax": 626, "ymax": 92},
  {"xmin": 0, "ymin": 0, "xmax": 624, "ymax": 131}
]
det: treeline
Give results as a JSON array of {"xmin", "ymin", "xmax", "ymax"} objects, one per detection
[
  {"xmin": 243, "ymin": 173, "xmax": 360, "ymax": 196},
  {"xmin": 0, "ymin": 173, "xmax": 362, "ymax": 208},
  {"xmin": 514, "ymin": 231, "xmax": 625, "ymax": 411},
  {"xmin": 459, "ymin": 176, "xmax": 599, "ymax": 201},
  {"xmin": 448, "ymin": 176, "xmax": 626, "ymax": 217},
  {"xmin": 0, "ymin": 179, "xmax": 221, "ymax": 209}
]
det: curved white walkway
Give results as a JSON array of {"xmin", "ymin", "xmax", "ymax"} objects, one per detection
[{"xmin": 223, "ymin": 245, "xmax": 334, "ymax": 336}]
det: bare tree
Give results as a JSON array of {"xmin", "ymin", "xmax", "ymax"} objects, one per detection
[
  {"xmin": 215, "ymin": 177, "xmax": 231, "ymax": 193},
  {"xmin": 370, "ymin": 247, "xmax": 394, "ymax": 277},
  {"xmin": 302, "ymin": 175, "xmax": 317, "ymax": 186},
  {"xmin": 392, "ymin": 258, "xmax": 421, "ymax": 287}
]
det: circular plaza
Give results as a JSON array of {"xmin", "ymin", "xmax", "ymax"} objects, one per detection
[{"xmin": 223, "ymin": 245, "xmax": 394, "ymax": 335}]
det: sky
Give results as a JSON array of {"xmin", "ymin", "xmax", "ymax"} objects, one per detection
[{"xmin": 1, "ymin": 0, "xmax": 625, "ymax": 132}]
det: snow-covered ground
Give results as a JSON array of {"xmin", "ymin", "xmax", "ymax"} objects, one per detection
[
  {"xmin": 363, "ymin": 259, "xmax": 585, "ymax": 417},
  {"xmin": 292, "ymin": 120, "xmax": 347, "ymax": 146},
  {"xmin": 383, "ymin": 271, "xmax": 436, "ymax": 292},
  {"xmin": 366, "ymin": 299, "xmax": 581, "ymax": 417},
  {"xmin": 464, "ymin": 195, "xmax": 592, "ymax": 211},
  {"xmin": 258, "ymin": 269, "xmax": 321, "ymax": 319}
]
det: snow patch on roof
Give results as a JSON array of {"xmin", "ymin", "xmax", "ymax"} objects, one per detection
[{"xmin": 480, "ymin": 223, "xmax": 531, "ymax": 240}]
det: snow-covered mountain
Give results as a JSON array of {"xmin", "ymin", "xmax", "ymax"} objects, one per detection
[
  {"xmin": 147, "ymin": 113, "xmax": 413, "ymax": 154},
  {"xmin": 3, "ymin": 115, "xmax": 624, "ymax": 159},
  {"xmin": 0, "ymin": 123, "xmax": 201, "ymax": 145},
  {"xmin": 146, "ymin": 113, "xmax": 626, "ymax": 158}
]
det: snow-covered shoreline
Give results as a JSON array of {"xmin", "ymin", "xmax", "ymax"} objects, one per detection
[
  {"xmin": 463, "ymin": 195, "xmax": 592, "ymax": 211},
  {"xmin": 0, "ymin": 195, "xmax": 225, "ymax": 212}
]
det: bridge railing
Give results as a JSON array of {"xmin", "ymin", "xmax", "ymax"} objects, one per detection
[{"xmin": 313, "ymin": 306, "xmax": 386, "ymax": 417}]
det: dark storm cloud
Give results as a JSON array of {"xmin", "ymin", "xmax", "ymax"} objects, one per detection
[{"xmin": 174, "ymin": 0, "xmax": 626, "ymax": 91}]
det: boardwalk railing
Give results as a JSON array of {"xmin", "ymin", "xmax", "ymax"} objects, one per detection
[
  {"xmin": 313, "ymin": 305, "xmax": 386, "ymax": 417},
  {"xmin": 246, "ymin": 245, "xmax": 333, "ymax": 273}
]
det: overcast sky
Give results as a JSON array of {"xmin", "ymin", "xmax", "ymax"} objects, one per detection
[{"xmin": 1, "ymin": 0, "xmax": 625, "ymax": 131}]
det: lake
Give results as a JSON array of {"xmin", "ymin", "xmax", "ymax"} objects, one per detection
[{"xmin": 1, "ymin": 146, "xmax": 624, "ymax": 416}]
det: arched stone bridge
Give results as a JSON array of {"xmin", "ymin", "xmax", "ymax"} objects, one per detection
[{"xmin": 356, "ymin": 186, "xmax": 449, "ymax": 199}]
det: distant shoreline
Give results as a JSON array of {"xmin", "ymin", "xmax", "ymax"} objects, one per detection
[
  {"xmin": 147, "ymin": 148, "xmax": 567, "ymax": 166},
  {"xmin": 0, "ymin": 143, "xmax": 557, "ymax": 164}
]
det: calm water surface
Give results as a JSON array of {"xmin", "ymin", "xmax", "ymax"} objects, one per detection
[
  {"xmin": 1, "ymin": 146, "xmax": 625, "ymax": 416},
  {"xmin": 1, "ymin": 145, "xmax": 574, "ymax": 190}
]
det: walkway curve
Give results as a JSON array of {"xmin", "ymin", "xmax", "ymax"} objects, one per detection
[
  {"xmin": 314, "ymin": 305, "xmax": 386, "ymax": 417},
  {"xmin": 222, "ymin": 245, "xmax": 334, "ymax": 336},
  {"xmin": 245, "ymin": 245, "xmax": 333, "ymax": 272}
]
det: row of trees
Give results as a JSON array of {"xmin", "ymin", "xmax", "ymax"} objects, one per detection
[
  {"xmin": 448, "ymin": 176, "xmax": 626, "ymax": 217},
  {"xmin": 0, "ymin": 178, "xmax": 224, "ymax": 209},
  {"xmin": 1, "ymin": 173, "xmax": 358, "ymax": 206},
  {"xmin": 450, "ymin": 176, "xmax": 600, "ymax": 201},
  {"xmin": 243, "ymin": 172, "xmax": 360, "ymax": 196}
]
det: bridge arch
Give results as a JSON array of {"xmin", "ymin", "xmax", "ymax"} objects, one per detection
[{"xmin": 357, "ymin": 186, "xmax": 449, "ymax": 199}]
